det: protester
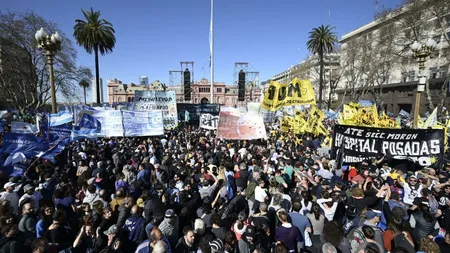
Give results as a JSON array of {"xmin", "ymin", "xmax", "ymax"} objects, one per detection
[{"xmin": 0, "ymin": 114, "xmax": 449, "ymax": 253}]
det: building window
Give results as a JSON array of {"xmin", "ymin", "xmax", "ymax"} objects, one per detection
[
  {"xmin": 217, "ymin": 97, "xmax": 221, "ymax": 103},
  {"xmin": 194, "ymin": 98, "xmax": 198, "ymax": 103},
  {"xmin": 217, "ymin": 88, "xmax": 222, "ymax": 93},
  {"xmin": 401, "ymin": 72, "xmax": 408, "ymax": 83},
  {"xmin": 430, "ymin": 67, "xmax": 438, "ymax": 79},
  {"xmin": 409, "ymin": 70, "xmax": 416, "ymax": 82},
  {"xmin": 199, "ymin": 87, "xmax": 211, "ymax": 93}
]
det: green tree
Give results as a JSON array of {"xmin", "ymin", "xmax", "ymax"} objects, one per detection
[
  {"xmin": 306, "ymin": 25, "xmax": 338, "ymax": 108},
  {"xmin": 0, "ymin": 10, "xmax": 92, "ymax": 111},
  {"xmin": 79, "ymin": 79, "xmax": 90, "ymax": 105},
  {"xmin": 73, "ymin": 8, "xmax": 115, "ymax": 104}
]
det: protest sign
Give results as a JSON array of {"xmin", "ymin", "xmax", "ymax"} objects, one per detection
[
  {"xmin": 261, "ymin": 78, "xmax": 316, "ymax": 111},
  {"xmin": 200, "ymin": 114, "xmax": 219, "ymax": 130},
  {"xmin": 217, "ymin": 107, "xmax": 266, "ymax": 140},
  {"xmin": 122, "ymin": 110, "xmax": 164, "ymax": 137},
  {"xmin": 77, "ymin": 110, "xmax": 124, "ymax": 137},
  {"xmin": 49, "ymin": 124, "xmax": 72, "ymax": 145},
  {"xmin": 133, "ymin": 90, "xmax": 178, "ymax": 129},
  {"xmin": 0, "ymin": 133, "xmax": 48, "ymax": 157},
  {"xmin": 331, "ymin": 125, "xmax": 444, "ymax": 167}
]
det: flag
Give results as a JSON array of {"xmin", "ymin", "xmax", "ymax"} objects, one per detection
[
  {"xmin": 3, "ymin": 152, "xmax": 26, "ymax": 166},
  {"xmin": 0, "ymin": 133, "xmax": 48, "ymax": 157},
  {"xmin": 185, "ymin": 111, "xmax": 190, "ymax": 122},
  {"xmin": 423, "ymin": 107, "xmax": 438, "ymax": 129},
  {"xmin": 49, "ymin": 111, "xmax": 73, "ymax": 127},
  {"xmin": 11, "ymin": 122, "xmax": 39, "ymax": 134},
  {"xmin": 79, "ymin": 113, "xmax": 101, "ymax": 131},
  {"xmin": 70, "ymin": 127, "xmax": 100, "ymax": 142},
  {"xmin": 398, "ymin": 109, "xmax": 412, "ymax": 119}
]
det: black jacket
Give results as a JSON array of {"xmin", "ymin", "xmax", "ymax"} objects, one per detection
[
  {"xmin": 0, "ymin": 238, "xmax": 20, "ymax": 253},
  {"xmin": 144, "ymin": 196, "xmax": 166, "ymax": 223}
]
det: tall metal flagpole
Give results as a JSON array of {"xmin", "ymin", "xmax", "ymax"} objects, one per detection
[{"xmin": 210, "ymin": 0, "xmax": 214, "ymax": 103}]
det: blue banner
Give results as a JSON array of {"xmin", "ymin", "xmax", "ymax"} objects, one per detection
[
  {"xmin": 122, "ymin": 110, "xmax": 164, "ymax": 137},
  {"xmin": 0, "ymin": 133, "xmax": 49, "ymax": 157},
  {"xmin": 49, "ymin": 111, "xmax": 73, "ymax": 127},
  {"xmin": 79, "ymin": 113, "xmax": 101, "ymax": 131},
  {"xmin": 76, "ymin": 110, "xmax": 123, "ymax": 137},
  {"xmin": 49, "ymin": 124, "xmax": 72, "ymax": 145},
  {"xmin": 38, "ymin": 137, "xmax": 69, "ymax": 163}
]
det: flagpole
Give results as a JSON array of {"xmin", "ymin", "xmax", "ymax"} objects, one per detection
[{"xmin": 210, "ymin": 0, "xmax": 214, "ymax": 104}]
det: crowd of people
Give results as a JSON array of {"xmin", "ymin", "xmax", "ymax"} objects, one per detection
[{"xmin": 0, "ymin": 122, "xmax": 450, "ymax": 253}]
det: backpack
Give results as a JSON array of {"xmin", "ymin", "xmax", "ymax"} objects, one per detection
[{"xmin": 350, "ymin": 227, "xmax": 366, "ymax": 253}]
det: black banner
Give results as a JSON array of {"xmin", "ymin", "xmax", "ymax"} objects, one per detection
[
  {"xmin": 331, "ymin": 125, "xmax": 444, "ymax": 167},
  {"xmin": 177, "ymin": 103, "xmax": 220, "ymax": 122}
]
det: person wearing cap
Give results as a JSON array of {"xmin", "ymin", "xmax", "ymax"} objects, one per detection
[
  {"xmin": 0, "ymin": 182, "xmax": 19, "ymax": 215},
  {"xmin": 209, "ymin": 238, "xmax": 224, "ymax": 253},
  {"xmin": 18, "ymin": 184, "xmax": 43, "ymax": 211},
  {"xmin": 159, "ymin": 209, "xmax": 179, "ymax": 248},
  {"xmin": 396, "ymin": 174, "xmax": 423, "ymax": 207},
  {"xmin": 101, "ymin": 224, "xmax": 122, "ymax": 252},
  {"xmin": 238, "ymin": 225, "xmax": 261, "ymax": 253},
  {"xmin": 351, "ymin": 209, "xmax": 384, "ymax": 250}
]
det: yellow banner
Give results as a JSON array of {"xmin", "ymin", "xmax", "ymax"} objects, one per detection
[
  {"xmin": 261, "ymin": 78, "xmax": 316, "ymax": 111},
  {"xmin": 280, "ymin": 117, "xmax": 294, "ymax": 132}
]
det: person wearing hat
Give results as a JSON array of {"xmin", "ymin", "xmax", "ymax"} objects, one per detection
[
  {"xmin": 0, "ymin": 182, "xmax": 19, "ymax": 215},
  {"xmin": 350, "ymin": 209, "xmax": 384, "ymax": 250},
  {"xmin": 209, "ymin": 238, "xmax": 224, "ymax": 253},
  {"xmin": 101, "ymin": 224, "xmax": 122, "ymax": 251},
  {"xmin": 159, "ymin": 209, "xmax": 179, "ymax": 248},
  {"xmin": 18, "ymin": 184, "xmax": 43, "ymax": 211},
  {"xmin": 238, "ymin": 225, "xmax": 261, "ymax": 253}
]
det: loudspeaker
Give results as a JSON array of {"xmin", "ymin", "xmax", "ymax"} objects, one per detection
[
  {"xmin": 183, "ymin": 69, "xmax": 191, "ymax": 101},
  {"xmin": 238, "ymin": 70, "xmax": 245, "ymax": 101}
]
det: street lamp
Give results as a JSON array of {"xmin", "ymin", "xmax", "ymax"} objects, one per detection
[
  {"xmin": 35, "ymin": 27, "xmax": 62, "ymax": 114},
  {"xmin": 410, "ymin": 38, "xmax": 437, "ymax": 129}
]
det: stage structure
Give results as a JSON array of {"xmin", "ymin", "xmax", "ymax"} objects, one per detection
[
  {"xmin": 169, "ymin": 61, "xmax": 195, "ymax": 103},
  {"xmin": 233, "ymin": 62, "xmax": 260, "ymax": 106}
]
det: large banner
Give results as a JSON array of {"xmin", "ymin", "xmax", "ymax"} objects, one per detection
[
  {"xmin": 331, "ymin": 125, "xmax": 444, "ymax": 167},
  {"xmin": 122, "ymin": 111, "xmax": 164, "ymax": 137},
  {"xmin": 0, "ymin": 133, "xmax": 49, "ymax": 157},
  {"xmin": 78, "ymin": 110, "xmax": 124, "ymax": 137},
  {"xmin": 133, "ymin": 90, "xmax": 178, "ymax": 129},
  {"xmin": 217, "ymin": 107, "xmax": 267, "ymax": 140},
  {"xmin": 200, "ymin": 114, "xmax": 219, "ymax": 130},
  {"xmin": 261, "ymin": 78, "xmax": 316, "ymax": 111},
  {"xmin": 177, "ymin": 103, "xmax": 220, "ymax": 122}
]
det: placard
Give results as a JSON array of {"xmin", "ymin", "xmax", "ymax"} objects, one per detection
[
  {"xmin": 122, "ymin": 110, "xmax": 164, "ymax": 137},
  {"xmin": 200, "ymin": 113, "xmax": 219, "ymax": 130},
  {"xmin": 133, "ymin": 90, "xmax": 178, "ymax": 129}
]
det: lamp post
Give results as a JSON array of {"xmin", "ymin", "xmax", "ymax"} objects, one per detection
[
  {"xmin": 35, "ymin": 27, "xmax": 62, "ymax": 114},
  {"xmin": 410, "ymin": 38, "xmax": 437, "ymax": 129}
]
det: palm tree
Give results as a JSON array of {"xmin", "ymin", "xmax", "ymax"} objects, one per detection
[
  {"xmin": 79, "ymin": 79, "xmax": 90, "ymax": 105},
  {"xmin": 306, "ymin": 25, "xmax": 338, "ymax": 109},
  {"xmin": 73, "ymin": 8, "xmax": 116, "ymax": 104}
]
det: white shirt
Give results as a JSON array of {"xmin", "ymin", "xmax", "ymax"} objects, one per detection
[
  {"xmin": 255, "ymin": 186, "xmax": 267, "ymax": 203},
  {"xmin": 0, "ymin": 191, "xmax": 19, "ymax": 214},
  {"xmin": 18, "ymin": 191, "xmax": 43, "ymax": 210},
  {"xmin": 403, "ymin": 183, "xmax": 423, "ymax": 206}
]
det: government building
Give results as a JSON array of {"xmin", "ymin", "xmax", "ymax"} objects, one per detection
[{"xmin": 107, "ymin": 78, "xmax": 262, "ymax": 107}]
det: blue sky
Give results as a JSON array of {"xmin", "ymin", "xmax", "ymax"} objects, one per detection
[{"xmin": 4, "ymin": 0, "xmax": 403, "ymax": 102}]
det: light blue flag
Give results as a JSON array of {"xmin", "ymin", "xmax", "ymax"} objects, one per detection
[
  {"xmin": 49, "ymin": 111, "xmax": 73, "ymax": 127},
  {"xmin": 11, "ymin": 121, "xmax": 39, "ymax": 134},
  {"xmin": 70, "ymin": 127, "xmax": 100, "ymax": 141}
]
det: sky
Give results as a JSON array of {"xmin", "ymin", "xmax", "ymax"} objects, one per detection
[{"xmin": 4, "ymin": 0, "xmax": 403, "ymax": 103}]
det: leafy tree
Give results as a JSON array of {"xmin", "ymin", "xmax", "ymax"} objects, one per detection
[
  {"xmin": 79, "ymin": 79, "xmax": 90, "ymax": 105},
  {"xmin": 306, "ymin": 25, "xmax": 338, "ymax": 108},
  {"xmin": 0, "ymin": 10, "xmax": 92, "ymax": 111},
  {"xmin": 73, "ymin": 8, "xmax": 116, "ymax": 104}
]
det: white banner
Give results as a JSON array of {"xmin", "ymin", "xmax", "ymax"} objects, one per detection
[
  {"xmin": 133, "ymin": 90, "xmax": 178, "ymax": 129},
  {"xmin": 200, "ymin": 113, "xmax": 219, "ymax": 130},
  {"xmin": 122, "ymin": 110, "xmax": 164, "ymax": 137}
]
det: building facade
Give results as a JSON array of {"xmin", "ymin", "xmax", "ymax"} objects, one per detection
[
  {"xmin": 107, "ymin": 78, "xmax": 262, "ymax": 107},
  {"xmin": 336, "ymin": 1, "xmax": 450, "ymax": 115},
  {"xmin": 271, "ymin": 53, "xmax": 341, "ymax": 105}
]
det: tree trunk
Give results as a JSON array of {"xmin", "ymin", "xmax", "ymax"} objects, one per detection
[
  {"xmin": 83, "ymin": 86, "xmax": 87, "ymax": 105},
  {"xmin": 318, "ymin": 50, "xmax": 324, "ymax": 109},
  {"xmin": 94, "ymin": 46, "xmax": 100, "ymax": 105}
]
